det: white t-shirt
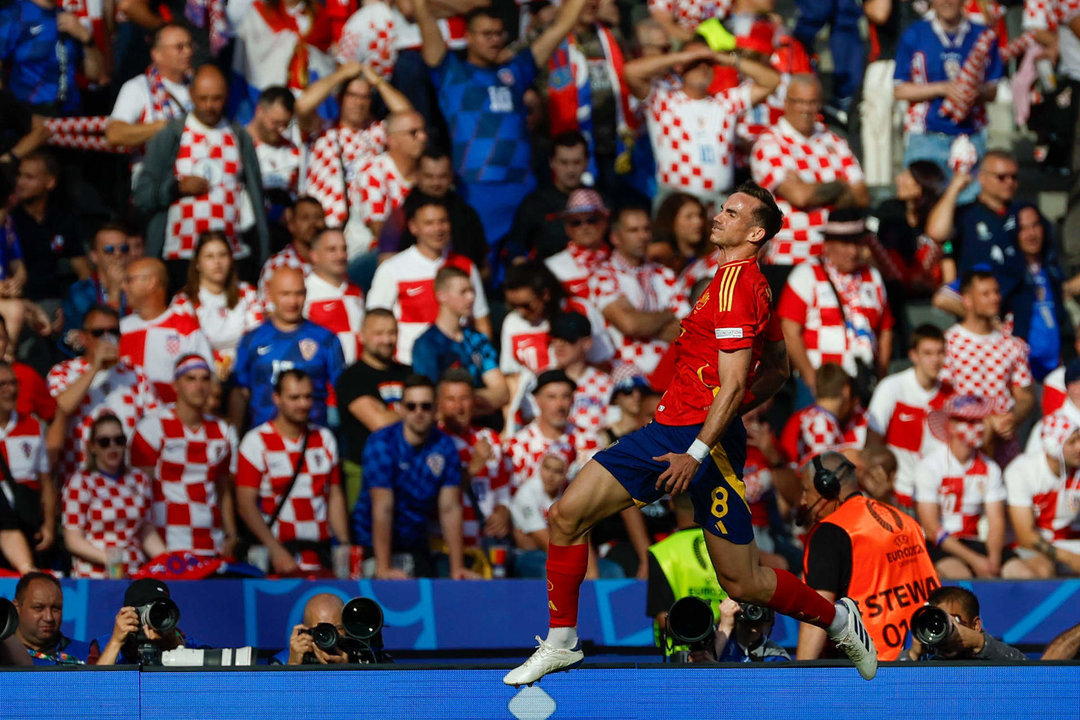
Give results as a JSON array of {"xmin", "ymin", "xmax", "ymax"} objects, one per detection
[
  {"xmin": 510, "ymin": 476, "xmax": 560, "ymax": 535},
  {"xmin": 110, "ymin": 73, "xmax": 191, "ymax": 185},
  {"xmin": 915, "ymin": 445, "xmax": 1006, "ymax": 539},
  {"xmin": 1004, "ymin": 451, "xmax": 1080, "ymax": 547}
]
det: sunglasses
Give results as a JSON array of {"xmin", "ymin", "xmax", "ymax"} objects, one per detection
[
  {"xmin": 94, "ymin": 435, "xmax": 126, "ymax": 448},
  {"xmin": 566, "ymin": 216, "xmax": 603, "ymax": 228},
  {"xmin": 87, "ymin": 328, "xmax": 120, "ymax": 337},
  {"xmin": 402, "ymin": 401, "xmax": 434, "ymax": 412},
  {"xmin": 101, "ymin": 243, "xmax": 130, "ymax": 255},
  {"xmin": 991, "ymin": 173, "xmax": 1018, "ymax": 181}
]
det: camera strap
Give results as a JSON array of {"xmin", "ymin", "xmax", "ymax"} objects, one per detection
[
  {"xmin": 461, "ymin": 478, "xmax": 487, "ymax": 537},
  {"xmin": 265, "ymin": 429, "xmax": 310, "ymax": 532}
]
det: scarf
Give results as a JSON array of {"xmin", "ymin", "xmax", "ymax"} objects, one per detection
[
  {"xmin": 185, "ymin": 0, "xmax": 229, "ymax": 56},
  {"xmin": 145, "ymin": 64, "xmax": 187, "ymax": 121},
  {"xmin": 255, "ymin": 1, "xmax": 311, "ymax": 89}
]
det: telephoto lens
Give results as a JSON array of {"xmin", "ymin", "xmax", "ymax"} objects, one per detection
[
  {"xmin": 342, "ymin": 598, "xmax": 384, "ymax": 641},
  {"xmin": 1, "ymin": 598, "xmax": 17, "ymax": 641},
  {"xmin": 911, "ymin": 605, "xmax": 954, "ymax": 647},
  {"xmin": 138, "ymin": 598, "xmax": 180, "ymax": 633},
  {"xmin": 309, "ymin": 622, "xmax": 341, "ymax": 652},
  {"xmin": 667, "ymin": 596, "xmax": 715, "ymax": 649},
  {"xmin": 739, "ymin": 603, "xmax": 769, "ymax": 623}
]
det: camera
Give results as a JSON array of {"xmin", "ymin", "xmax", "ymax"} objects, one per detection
[
  {"xmin": 665, "ymin": 596, "xmax": 715, "ymax": 662},
  {"xmin": 1, "ymin": 598, "xmax": 16, "ymax": 641},
  {"xmin": 136, "ymin": 598, "xmax": 180, "ymax": 634},
  {"xmin": 301, "ymin": 597, "xmax": 389, "ymax": 664},
  {"xmin": 911, "ymin": 605, "xmax": 955, "ymax": 648},
  {"xmin": 737, "ymin": 603, "xmax": 773, "ymax": 624},
  {"xmin": 161, "ymin": 647, "xmax": 257, "ymax": 667}
]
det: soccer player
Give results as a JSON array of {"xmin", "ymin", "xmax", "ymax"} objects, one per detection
[{"xmin": 503, "ymin": 182, "xmax": 878, "ymax": 686}]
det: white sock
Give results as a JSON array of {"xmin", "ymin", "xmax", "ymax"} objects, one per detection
[
  {"xmin": 546, "ymin": 626, "xmax": 578, "ymax": 649},
  {"xmin": 827, "ymin": 602, "xmax": 849, "ymax": 637}
]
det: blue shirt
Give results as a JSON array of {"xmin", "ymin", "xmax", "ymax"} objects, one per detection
[
  {"xmin": 353, "ymin": 422, "xmax": 461, "ymax": 549},
  {"xmin": 948, "ymin": 201, "xmax": 1014, "ymax": 275},
  {"xmin": 63, "ymin": 275, "xmax": 127, "ymax": 336},
  {"xmin": 411, "ymin": 325, "xmax": 498, "ymax": 387},
  {"xmin": 0, "ymin": 0, "xmax": 82, "ymax": 112},
  {"xmin": 430, "ymin": 49, "xmax": 537, "ymax": 185},
  {"xmin": 894, "ymin": 18, "xmax": 1003, "ymax": 135},
  {"xmin": 232, "ymin": 320, "xmax": 345, "ymax": 427},
  {"xmin": 25, "ymin": 635, "xmax": 96, "ymax": 666}
]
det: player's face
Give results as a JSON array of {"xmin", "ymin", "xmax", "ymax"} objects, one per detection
[
  {"xmin": 175, "ymin": 368, "xmax": 212, "ymax": 410},
  {"xmin": 1016, "ymin": 207, "xmax": 1044, "ymax": 259},
  {"xmin": 1063, "ymin": 431, "xmax": 1080, "ymax": 469},
  {"xmin": 504, "ymin": 287, "xmax": 546, "ymax": 323},
  {"xmin": 824, "ymin": 238, "xmax": 860, "ymax": 274},
  {"xmin": 613, "ymin": 210, "xmax": 653, "ymax": 262},
  {"xmin": 710, "ymin": 193, "xmax": 761, "ymax": 250},
  {"xmin": 0, "ymin": 366, "xmax": 16, "ymax": 413},
  {"xmin": 540, "ymin": 455, "xmax": 568, "ymax": 496},
  {"xmin": 784, "ymin": 80, "xmax": 821, "ymax": 137},
  {"xmin": 550, "ymin": 145, "xmax": 587, "ymax": 193},
  {"xmin": 310, "ymin": 232, "xmax": 348, "ymax": 280},
  {"xmin": 339, "ymin": 79, "xmax": 373, "ymax": 128},
  {"xmin": 438, "ymin": 276, "xmax": 476, "ymax": 317},
  {"xmin": 409, "ymin": 206, "xmax": 451, "ymax": 257},
  {"xmin": 564, "ymin": 213, "xmax": 608, "ymax": 250},
  {"xmin": 287, "ymin": 202, "xmax": 327, "ymax": 247},
  {"xmin": 909, "ymin": 338, "xmax": 945, "ymax": 380},
  {"xmin": 15, "ymin": 580, "xmax": 63, "ymax": 649},
  {"xmin": 962, "ymin": 276, "xmax": 1001, "ymax": 321},
  {"xmin": 361, "ymin": 315, "xmax": 398, "ymax": 364},
  {"xmin": 466, "ymin": 17, "xmax": 506, "ymax": 65},
  {"xmin": 418, "ymin": 156, "xmax": 453, "ymax": 197},
  {"xmin": 437, "ymin": 381, "xmax": 473, "ymax": 429},
  {"xmin": 268, "ymin": 270, "xmax": 307, "ymax": 324},
  {"xmin": 535, "ymin": 383, "xmax": 573, "ymax": 429},
  {"xmin": 402, "ymin": 387, "xmax": 437, "ymax": 436},
  {"xmin": 196, "ymin": 238, "xmax": 233, "ymax": 287},
  {"xmin": 275, "ymin": 376, "xmax": 314, "ymax": 425}
]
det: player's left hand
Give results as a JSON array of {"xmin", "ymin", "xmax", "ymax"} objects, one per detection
[{"xmin": 653, "ymin": 452, "xmax": 701, "ymax": 495}]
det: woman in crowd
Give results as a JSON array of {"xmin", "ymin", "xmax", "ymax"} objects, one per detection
[
  {"xmin": 62, "ymin": 415, "xmax": 163, "ymax": 578},
  {"xmin": 651, "ymin": 193, "xmax": 708, "ymax": 274},
  {"xmin": 171, "ymin": 232, "xmax": 264, "ymax": 381},
  {"xmin": 871, "ymin": 161, "xmax": 947, "ymax": 296}
]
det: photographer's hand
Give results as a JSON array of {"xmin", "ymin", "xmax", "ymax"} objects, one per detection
[
  {"xmin": 287, "ymin": 624, "xmax": 314, "ymax": 665},
  {"xmin": 312, "ymin": 646, "xmax": 348, "ymax": 664},
  {"xmin": 97, "ymin": 607, "xmax": 140, "ymax": 666},
  {"xmin": 717, "ymin": 598, "xmax": 740, "ymax": 635}
]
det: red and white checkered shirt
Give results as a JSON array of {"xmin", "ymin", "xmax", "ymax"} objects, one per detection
[
  {"xmin": 1022, "ymin": 0, "xmax": 1080, "ymax": 31},
  {"xmin": 499, "ymin": 296, "xmax": 615, "ymax": 375},
  {"xmin": 545, "ymin": 242, "xmax": 611, "ymax": 300},
  {"xmin": 645, "ymin": 78, "xmax": 752, "ymax": 201},
  {"xmin": 505, "ymin": 421, "xmax": 600, "ymax": 492},
  {"xmin": 62, "ymin": 469, "xmax": 153, "ymax": 578},
  {"xmin": 366, "ymin": 246, "xmax": 489, "ymax": 364},
  {"xmin": 48, "ymin": 360, "xmax": 158, "ymax": 483},
  {"xmin": 1005, "ymin": 448, "xmax": 1080, "ymax": 544},
  {"xmin": 348, "ymin": 152, "xmax": 413, "ymax": 233},
  {"xmin": 253, "ymin": 134, "xmax": 302, "ymax": 197},
  {"xmin": 165, "ymin": 116, "xmax": 248, "ymax": 260},
  {"xmin": 776, "ymin": 259, "xmax": 894, "ymax": 377},
  {"xmin": 336, "ymin": 2, "xmax": 397, "ymax": 80},
  {"xmin": 0, "ymin": 412, "xmax": 48, "ymax": 490},
  {"xmin": 942, "ymin": 324, "xmax": 1033, "ymax": 413},
  {"xmin": 170, "ymin": 283, "xmax": 264, "ymax": 377},
  {"xmin": 915, "ymin": 445, "xmax": 1005, "ymax": 539},
  {"xmin": 590, "ymin": 252, "xmax": 690, "ymax": 375},
  {"xmin": 304, "ymin": 122, "xmax": 387, "ymax": 228},
  {"xmin": 258, "ymin": 244, "xmax": 313, "ymax": 297},
  {"xmin": 509, "ymin": 366, "xmax": 617, "ymax": 436},
  {"xmin": 304, "ymin": 273, "xmax": 365, "ymax": 364},
  {"xmin": 236, "ymin": 422, "xmax": 340, "ymax": 544},
  {"xmin": 751, "ymin": 117, "xmax": 865, "ymax": 265},
  {"xmin": 677, "ymin": 248, "xmax": 720, "ymax": 300},
  {"xmin": 129, "ymin": 407, "xmax": 237, "ymax": 556},
  {"xmin": 646, "ymin": 0, "xmax": 734, "ymax": 32},
  {"xmin": 119, "ymin": 308, "xmax": 213, "ymax": 403},
  {"xmin": 779, "ymin": 404, "xmax": 866, "ymax": 468},
  {"xmin": 440, "ymin": 424, "xmax": 512, "ymax": 547}
]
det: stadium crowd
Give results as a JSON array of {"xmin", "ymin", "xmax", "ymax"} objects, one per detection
[{"xmin": 1, "ymin": 0, "xmax": 1080, "ymax": 627}]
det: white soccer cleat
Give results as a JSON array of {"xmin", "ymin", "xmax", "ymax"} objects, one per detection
[
  {"xmin": 830, "ymin": 597, "xmax": 878, "ymax": 681},
  {"xmin": 502, "ymin": 636, "xmax": 584, "ymax": 686}
]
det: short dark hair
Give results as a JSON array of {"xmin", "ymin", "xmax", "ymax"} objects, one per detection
[
  {"xmin": 434, "ymin": 265, "xmax": 470, "ymax": 291},
  {"xmin": 364, "ymin": 307, "xmax": 396, "ymax": 324},
  {"xmin": 21, "ymin": 149, "xmax": 60, "ymax": 180},
  {"xmin": 815, "ymin": 362, "xmax": 850, "ymax": 399},
  {"xmin": 734, "ymin": 181, "xmax": 783, "ymax": 242},
  {"xmin": 980, "ymin": 148, "xmax": 1016, "ymax": 166},
  {"xmin": 612, "ymin": 205, "xmax": 650, "ymax": 232},
  {"xmin": 94, "ymin": 222, "xmax": 130, "ymax": 245},
  {"xmin": 404, "ymin": 373, "xmax": 435, "ymax": 393},
  {"xmin": 150, "ymin": 22, "xmax": 191, "ymax": 48},
  {"xmin": 83, "ymin": 304, "xmax": 120, "ymax": 329},
  {"xmin": 257, "ymin": 85, "xmax": 295, "ymax": 113},
  {"xmin": 293, "ymin": 195, "xmax": 324, "ymax": 214},
  {"xmin": 464, "ymin": 6, "xmax": 502, "ymax": 29},
  {"xmin": 15, "ymin": 571, "xmax": 61, "ymax": 602},
  {"xmin": 550, "ymin": 130, "xmax": 588, "ymax": 157},
  {"xmin": 421, "ymin": 148, "xmax": 450, "ymax": 164},
  {"xmin": 928, "ymin": 585, "xmax": 980, "ymax": 618},
  {"xmin": 404, "ymin": 191, "xmax": 449, "ymax": 222},
  {"xmin": 910, "ymin": 323, "xmax": 945, "ymax": 351},
  {"xmin": 273, "ymin": 368, "xmax": 311, "ymax": 394},
  {"xmin": 959, "ymin": 268, "xmax": 996, "ymax": 295},
  {"xmin": 439, "ymin": 367, "xmax": 474, "ymax": 387}
]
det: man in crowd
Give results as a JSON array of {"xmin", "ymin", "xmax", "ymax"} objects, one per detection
[
  {"xmin": 417, "ymin": 0, "xmax": 590, "ymax": 245},
  {"xmin": 49, "ymin": 305, "xmax": 158, "ymax": 482},
  {"xmin": 412, "ymin": 266, "xmax": 508, "ymax": 416},
  {"xmin": 245, "ymin": 87, "xmax": 303, "ymax": 220},
  {"xmin": 11, "ymin": 572, "xmax": 95, "ymax": 665},
  {"xmin": 259, "ymin": 196, "xmax": 326, "ymax": 295},
  {"xmin": 590, "ymin": 206, "xmax": 686, "ymax": 376},
  {"xmin": 367, "ymin": 194, "xmax": 491, "ymax": 365},
  {"xmin": 0, "ymin": 316, "xmax": 54, "ymax": 423},
  {"xmin": 134, "ymin": 65, "xmax": 269, "ymax": 287},
  {"xmin": 796, "ymin": 452, "xmax": 940, "ymax": 662},
  {"xmin": 63, "ymin": 223, "xmax": 131, "ymax": 337},
  {"xmin": 779, "ymin": 363, "xmax": 864, "ymax": 467},
  {"xmin": 438, "ymin": 369, "xmax": 513, "ymax": 551},
  {"xmin": 545, "ymin": 189, "xmax": 613, "ymax": 300},
  {"xmin": 130, "ymin": 355, "xmax": 238, "ymax": 558},
  {"xmin": 119, "ymin": 258, "xmax": 212, "ymax": 403},
  {"xmin": 866, "ymin": 325, "xmax": 953, "ymax": 510},
  {"xmin": 353, "ymin": 374, "xmax": 475, "ymax": 579},
  {"xmin": 303, "ymin": 229, "xmax": 365, "ymax": 365},
  {"xmin": 231, "ymin": 267, "xmax": 345, "ymax": 429},
  {"xmin": 903, "ymin": 586, "xmax": 1026, "ymax": 660},
  {"xmin": 751, "ymin": 75, "xmax": 868, "ymax": 290},
  {"xmin": 236, "ymin": 369, "xmax": 349, "ymax": 574},
  {"xmin": 778, "ymin": 208, "xmax": 894, "ymax": 397},
  {"xmin": 335, "ymin": 309, "xmax": 410, "ymax": 508}
]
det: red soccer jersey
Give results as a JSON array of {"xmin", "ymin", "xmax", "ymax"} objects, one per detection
[{"xmin": 655, "ymin": 258, "xmax": 780, "ymax": 426}]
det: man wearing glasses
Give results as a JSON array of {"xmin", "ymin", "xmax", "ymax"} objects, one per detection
[
  {"xmin": 353, "ymin": 374, "xmax": 475, "ymax": 579},
  {"xmin": 62, "ymin": 223, "xmax": 132, "ymax": 337},
  {"xmin": 544, "ymin": 189, "xmax": 613, "ymax": 301}
]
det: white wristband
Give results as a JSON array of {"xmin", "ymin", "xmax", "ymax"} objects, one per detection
[{"xmin": 686, "ymin": 439, "xmax": 710, "ymax": 463}]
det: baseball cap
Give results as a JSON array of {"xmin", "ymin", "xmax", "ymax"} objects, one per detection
[
  {"xmin": 822, "ymin": 207, "xmax": 869, "ymax": 242},
  {"xmin": 550, "ymin": 311, "xmax": 591, "ymax": 343},
  {"xmin": 532, "ymin": 369, "xmax": 576, "ymax": 395},
  {"xmin": 124, "ymin": 578, "xmax": 171, "ymax": 607},
  {"xmin": 609, "ymin": 363, "xmax": 650, "ymax": 403},
  {"xmin": 558, "ymin": 189, "xmax": 610, "ymax": 218}
]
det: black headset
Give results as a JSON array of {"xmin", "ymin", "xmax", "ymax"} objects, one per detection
[{"xmin": 811, "ymin": 454, "xmax": 855, "ymax": 501}]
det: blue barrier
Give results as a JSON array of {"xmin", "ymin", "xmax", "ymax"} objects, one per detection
[
  {"xmin": 2, "ymin": 665, "xmax": 1079, "ymax": 720},
  {"xmin": 0, "ymin": 578, "xmax": 1076, "ymax": 651}
]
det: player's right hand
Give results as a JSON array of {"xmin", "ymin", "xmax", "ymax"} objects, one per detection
[{"xmin": 652, "ymin": 452, "xmax": 700, "ymax": 495}]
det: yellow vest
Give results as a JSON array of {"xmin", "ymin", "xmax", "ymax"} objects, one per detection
[{"xmin": 649, "ymin": 528, "xmax": 728, "ymax": 651}]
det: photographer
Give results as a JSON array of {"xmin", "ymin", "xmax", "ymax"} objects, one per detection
[
  {"xmin": 11, "ymin": 572, "xmax": 95, "ymax": 665},
  {"xmin": 715, "ymin": 598, "xmax": 790, "ymax": 663},
  {"xmin": 279, "ymin": 593, "xmax": 348, "ymax": 665},
  {"xmin": 96, "ymin": 579, "xmax": 202, "ymax": 665},
  {"xmin": 904, "ymin": 586, "xmax": 1026, "ymax": 661}
]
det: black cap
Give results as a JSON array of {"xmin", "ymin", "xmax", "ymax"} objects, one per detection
[
  {"xmin": 550, "ymin": 311, "xmax": 591, "ymax": 343},
  {"xmin": 124, "ymin": 578, "xmax": 170, "ymax": 607},
  {"xmin": 822, "ymin": 207, "xmax": 869, "ymax": 241},
  {"xmin": 532, "ymin": 369, "xmax": 576, "ymax": 395}
]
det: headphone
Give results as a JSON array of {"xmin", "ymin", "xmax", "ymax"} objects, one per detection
[{"xmin": 811, "ymin": 455, "xmax": 854, "ymax": 501}]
